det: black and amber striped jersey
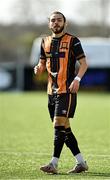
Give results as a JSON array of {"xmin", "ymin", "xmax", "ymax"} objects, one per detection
[{"xmin": 40, "ymin": 33, "xmax": 85, "ymax": 95}]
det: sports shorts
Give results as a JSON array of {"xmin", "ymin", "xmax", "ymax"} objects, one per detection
[{"xmin": 48, "ymin": 93, "xmax": 77, "ymax": 121}]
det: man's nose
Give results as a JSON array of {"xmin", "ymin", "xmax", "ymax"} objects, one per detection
[{"xmin": 54, "ymin": 19, "xmax": 59, "ymax": 23}]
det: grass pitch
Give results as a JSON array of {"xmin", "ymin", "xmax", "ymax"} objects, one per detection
[{"xmin": 0, "ymin": 92, "xmax": 110, "ymax": 179}]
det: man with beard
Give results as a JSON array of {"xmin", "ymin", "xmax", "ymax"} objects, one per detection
[{"xmin": 34, "ymin": 11, "xmax": 88, "ymax": 174}]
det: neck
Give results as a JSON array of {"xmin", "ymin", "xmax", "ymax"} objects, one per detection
[{"xmin": 52, "ymin": 31, "xmax": 65, "ymax": 38}]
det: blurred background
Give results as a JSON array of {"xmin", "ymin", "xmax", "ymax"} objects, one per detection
[{"xmin": 0, "ymin": 0, "xmax": 110, "ymax": 92}]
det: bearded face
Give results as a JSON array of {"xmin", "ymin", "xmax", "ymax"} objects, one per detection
[
  {"xmin": 49, "ymin": 14, "xmax": 65, "ymax": 34},
  {"xmin": 51, "ymin": 24, "xmax": 65, "ymax": 34}
]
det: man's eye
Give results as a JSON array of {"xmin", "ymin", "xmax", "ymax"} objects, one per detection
[
  {"xmin": 51, "ymin": 19, "xmax": 55, "ymax": 22},
  {"xmin": 51, "ymin": 19, "xmax": 62, "ymax": 22},
  {"xmin": 58, "ymin": 19, "xmax": 62, "ymax": 22}
]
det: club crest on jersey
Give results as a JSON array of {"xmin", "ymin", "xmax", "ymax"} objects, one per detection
[{"xmin": 60, "ymin": 42, "xmax": 68, "ymax": 49}]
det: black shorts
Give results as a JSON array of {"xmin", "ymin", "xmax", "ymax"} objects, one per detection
[{"xmin": 48, "ymin": 93, "xmax": 77, "ymax": 121}]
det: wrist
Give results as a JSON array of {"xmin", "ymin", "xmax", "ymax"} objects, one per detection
[{"xmin": 74, "ymin": 76, "xmax": 81, "ymax": 82}]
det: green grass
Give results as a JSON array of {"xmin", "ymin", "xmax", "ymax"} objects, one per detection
[{"xmin": 0, "ymin": 92, "xmax": 110, "ymax": 179}]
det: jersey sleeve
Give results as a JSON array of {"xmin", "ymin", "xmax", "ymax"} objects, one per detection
[
  {"xmin": 72, "ymin": 37, "xmax": 86, "ymax": 60},
  {"xmin": 40, "ymin": 39, "xmax": 46, "ymax": 60}
]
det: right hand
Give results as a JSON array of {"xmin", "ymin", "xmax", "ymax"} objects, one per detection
[
  {"xmin": 34, "ymin": 65, "xmax": 41, "ymax": 75},
  {"xmin": 34, "ymin": 60, "xmax": 46, "ymax": 75}
]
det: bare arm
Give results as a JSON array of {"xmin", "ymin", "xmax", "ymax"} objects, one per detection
[
  {"xmin": 34, "ymin": 59, "xmax": 46, "ymax": 75},
  {"xmin": 69, "ymin": 57, "xmax": 88, "ymax": 93},
  {"xmin": 76, "ymin": 57, "xmax": 88, "ymax": 79}
]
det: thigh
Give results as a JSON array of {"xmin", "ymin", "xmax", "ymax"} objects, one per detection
[{"xmin": 54, "ymin": 93, "xmax": 77, "ymax": 118}]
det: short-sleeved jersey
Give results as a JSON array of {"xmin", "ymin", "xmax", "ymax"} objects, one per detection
[{"xmin": 40, "ymin": 33, "xmax": 85, "ymax": 95}]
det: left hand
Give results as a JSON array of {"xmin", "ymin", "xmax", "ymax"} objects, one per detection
[{"xmin": 69, "ymin": 80, "xmax": 80, "ymax": 93}]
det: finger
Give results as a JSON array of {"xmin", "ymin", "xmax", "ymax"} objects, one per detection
[
  {"xmin": 34, "ymin": 68, "xmax": 37, "ymax": 74},
  {"xmin": 69, "ymin": 86, "xmax": 74, "ymax": 93},
  {"xmin": 34, "ymin": 68, "xmax": 36, "ymax": 74}
]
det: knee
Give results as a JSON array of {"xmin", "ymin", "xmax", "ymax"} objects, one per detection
[{"xmin": 53, "ymin": 116, "xmax": 67, "ymax": 127}]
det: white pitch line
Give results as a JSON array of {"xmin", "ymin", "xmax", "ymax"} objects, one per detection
[
  {"xmin": 0, "ymin": 152, "xmax": 50, "ymax": 155},
  {"xmin": 86, "ymin": 154, "xmax": 110, "ymax": 157},
  {"xmin": 0, "ymin": 152, "xmax": 110, "ymax": 157}
]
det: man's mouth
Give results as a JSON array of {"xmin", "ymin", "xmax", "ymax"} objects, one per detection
[{"xmin": 54, "ymin": 26, "xmax": 60, "ymax": 28}]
